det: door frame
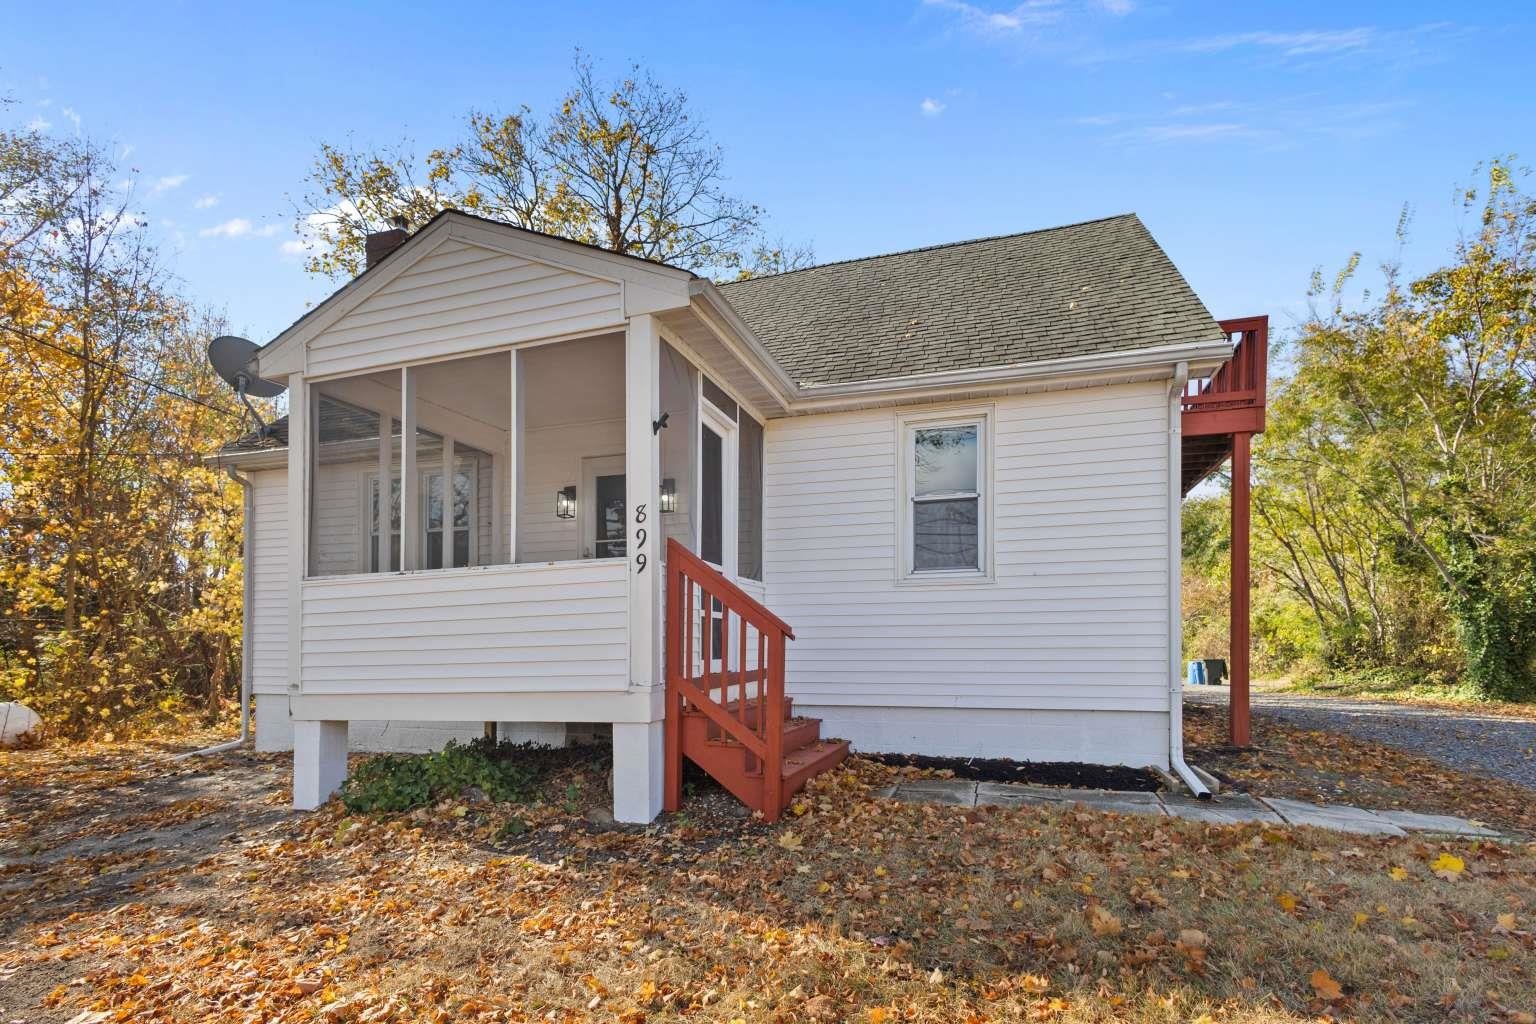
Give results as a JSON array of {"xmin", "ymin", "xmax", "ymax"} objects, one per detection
[
  {"xmin": 581, "ymin": 453, "xmax": 626, "ymax": 560},
  {"xmin": 697, "ymin": 397, "xmax": 738, "ymax": 578}
]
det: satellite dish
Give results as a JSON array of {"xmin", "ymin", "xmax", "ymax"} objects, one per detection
[
  {"xmin": 208, "ymin": 335, "xmax": 285, "ymax": 397},
  {"xmin": 208, "ymin": 335, "xmax": 286, "ymax": 433}
]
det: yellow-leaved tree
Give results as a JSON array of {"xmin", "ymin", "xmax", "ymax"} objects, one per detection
[{"xmin": 0, "ymin": 129, "xmax": 246, "ymax": 738}]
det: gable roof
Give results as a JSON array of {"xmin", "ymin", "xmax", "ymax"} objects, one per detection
[{"xmin": 717, "ymin": 213, "xmax": 1225, "ymax": 388}]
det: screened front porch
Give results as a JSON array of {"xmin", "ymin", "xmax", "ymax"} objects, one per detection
[{"xmin": 292, "ymin": 327, "xmax": 764, "ymax": 698}]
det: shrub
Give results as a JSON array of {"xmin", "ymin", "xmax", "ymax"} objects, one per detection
[{"xmin": 340, "ymin": 737, "xmax": 538, "ymax": 813}]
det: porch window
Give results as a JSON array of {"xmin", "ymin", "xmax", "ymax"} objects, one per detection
[
  {"xmin": 367, "ymin": 460, "xmax": 477, "ymax": 572},
  {"xmin": 368, "ymin": 474, "xmax": 402, "ymax": 573},
  {"xmin": 900, "ymin": 410, "xmax": 990, "ymax": 579},
  {"xmin": 425, "ymin": 465, "xmax": 474, "ymax": 569}
]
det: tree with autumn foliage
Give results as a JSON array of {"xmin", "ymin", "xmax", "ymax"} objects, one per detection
[
  {"xmin": 0, "ymin": 128, "xmax": 246, "ymax": 737},
  {"xmin": 293, "ymin": 52, "xmax": 811, "ymax": 281},
  {"xmin": 1187, "ymin": 159, "xmax": 1536, "ymax": 701}
]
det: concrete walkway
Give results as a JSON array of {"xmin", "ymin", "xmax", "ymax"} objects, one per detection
[{"xmin": 871, "ymin": 779, "xmax": 1501, "ymax": 837}]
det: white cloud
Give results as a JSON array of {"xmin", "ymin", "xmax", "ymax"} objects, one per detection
[
  {"xmin": 922, "ymin": 0, "xmax": 1055, "ymax": 37},
  {"xmin": 200, "ymin": 217, "xmax": 253, "ymax": 238},
  {"xmin": 199, "ymin": 217, "xmax": 283, "ymax": 240},
  {"xmin": 920, "ymin": 97, "xmax": 948, "ymax": 116},
  {"xmin": 60, "ymin": 106, "xmax": 81, "ymax": 130},
  {"xmin": 193, "ymin": 194, "xmax": 220, "ymax": 209},
  {"xmin": 1181, "ymin": 28, "xmax": 1375, "ymax": 57},
  {"xmin": 280, "ymin": 238, "xmax": 310, "ymax": 256},
  {"xmin": 149, "ymin": 174, "xmax": 189, "ymax": 197},
  {"xmin": 1134, "ymin": 122, "xmax": 1250, "ymax": 142},
  {"xmin": 26, "ymin": 117, "xmax": 51, "ymax": 132}
]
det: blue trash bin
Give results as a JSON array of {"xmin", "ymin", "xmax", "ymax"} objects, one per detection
[{"xmin": 1186, "ymin": 660, "xmax": 1207, "ymax": 686}]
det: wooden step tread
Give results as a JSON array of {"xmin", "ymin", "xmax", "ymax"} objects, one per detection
[
  {"xmin": 781, "ymin": 739, "xmax": 849, "ymax": 778},
  {"xmin": 693, "ymin": 716, "xmax": 821, "ymax": 751}
]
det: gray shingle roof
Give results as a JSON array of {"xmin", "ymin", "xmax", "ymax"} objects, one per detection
[{"xmin": 717, "ymin": 213, "xmax": 1225, "ymax": 387}]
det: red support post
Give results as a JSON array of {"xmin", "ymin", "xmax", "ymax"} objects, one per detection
[{"xmin": 1229, "ymin": 431, "xmax": 1252, "ymax": 747}]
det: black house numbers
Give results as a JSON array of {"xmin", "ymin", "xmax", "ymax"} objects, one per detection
[{"xmin": 633, "ymin": 503, "xmax": 648, "ymax": 574}]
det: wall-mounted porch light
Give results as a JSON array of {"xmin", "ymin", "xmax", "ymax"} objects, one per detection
[
  {"xmin": 555, "ymin": 485, "xmax": 577, "ymax": 519},
  {"xmin": 660, "ymin": 477, "xmax": 677, "ymax": 514}
]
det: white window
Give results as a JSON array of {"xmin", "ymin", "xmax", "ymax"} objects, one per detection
[
  {"xmin": 367, "ymin": 460, "xmax": 477, "ymax": 572},
  {"xmin": 899, "ymin": 410, "xmax": 990, "ymax": 580}
]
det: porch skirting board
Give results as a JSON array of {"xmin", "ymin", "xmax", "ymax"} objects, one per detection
[
  {"xmin": 254, "ymin": 695, "xmax": 482, "ymax": 754},
  {"xmin": 795, "ymin": 705, "xmax": 1171, "ymax": 770}
]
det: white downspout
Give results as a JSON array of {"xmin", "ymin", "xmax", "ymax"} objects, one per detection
[
  {"xmin": 179, "ymin": 463, "xmax": 254, "ymax": 759},
  {"xmin": 1167, "ymin": 362, "xmax": 1210, "ymax": 799}
]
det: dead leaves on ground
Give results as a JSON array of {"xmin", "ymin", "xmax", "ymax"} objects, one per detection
[
  {"xmin": 2, "ymin": 749, "xmax": 1535, "ymax": 1023},
  {"xmin": 1184, "ymin": 703, "xmax": 1536, "ymax": 838}
]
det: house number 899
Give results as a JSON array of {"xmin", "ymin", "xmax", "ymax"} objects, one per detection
[{"xmin": 633, "ymin": 504, "xmax": 648, "ymax": 573}]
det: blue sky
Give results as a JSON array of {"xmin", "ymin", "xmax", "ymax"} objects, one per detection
[{"xmin": 7, "ymin": 2, "xmax": 1533, "ymax": 346}]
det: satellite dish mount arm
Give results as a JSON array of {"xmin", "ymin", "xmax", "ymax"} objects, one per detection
[{"xmin": 234, "ymin": 373, "xmax": 269, "ymax": 434}]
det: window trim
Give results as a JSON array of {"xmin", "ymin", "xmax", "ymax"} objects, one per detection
[
  {"xmin": 895, "ymin": 406, "xmax": 994, "ymax": 585},
  {"xmin": 363, "ymin": 458, "xmax": 479, "ymax": 573},
  {"xmin": 697, "ymin": 394, "xmax": 739, "ymax": 577}
]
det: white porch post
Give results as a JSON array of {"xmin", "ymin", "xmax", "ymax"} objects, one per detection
[
  {"xmin": 377, "ymin": 410, "xmax": 392, "ymax": 573},
  {"xmin": 400, "ymin": 367, "xmax": 419, "ymax": 571},
  {"xmin": 288, "ymin": 377, "xmax": 347, "ymax": 810},
  {"xmin": 506, "ymin": 349, "xmax": 521, "ymax": 563},
  {"xmin": 615, "ymin": 313, "xmax": 665, "ymax": 823},
  {"xmin": 442, "ymin": 435, "xmax": 456, "ymax": 567},
  {"xmin": 286, "ymin": 373, "xmax": 308, "ymax": 701},
  {"xmin": 292, "ymin": 720, "xmax": 348, "ymax": 809}
]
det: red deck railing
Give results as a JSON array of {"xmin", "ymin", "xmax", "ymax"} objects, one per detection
[
  {"xmin": 1181, "ymin": 316, "xmax": 1268, "ymax": 437},
  {"xmin": 663, "ymin": 538, "xmax": 796, "ymax": 817}
]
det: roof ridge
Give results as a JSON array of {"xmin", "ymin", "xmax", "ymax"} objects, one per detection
[{"xmin": 721, "ymin": 212, "xmax": 1141, "ymax": 286}]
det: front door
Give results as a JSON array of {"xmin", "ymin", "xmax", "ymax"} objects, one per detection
[{"xmin": 582, "ymin": 454, "xmax": 626, "ymax": 559}]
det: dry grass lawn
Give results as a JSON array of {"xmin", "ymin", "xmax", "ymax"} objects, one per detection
[{"xmin": 2, "ymin": 740, "xmax": 1534, "ymax": 1023}]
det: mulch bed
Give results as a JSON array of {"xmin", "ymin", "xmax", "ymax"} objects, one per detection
[{"xmin": 857, "ymin": 751, "xmax": 1162, "ymax": 791}]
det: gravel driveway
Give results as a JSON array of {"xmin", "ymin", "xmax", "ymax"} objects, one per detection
[{"xmin": 1185, "ymin": 686, "xmax": 1536, "ymax": 789}]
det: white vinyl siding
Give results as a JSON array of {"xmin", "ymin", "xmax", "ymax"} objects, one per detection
[
  {"xmin": 298, "ymin": 560, "xmax": 628, "ymax": 694},
  {"xmin": 250, "ymin": 469, "xmax": 290, "ymax": 696},
  {"xmin": 762, "ymin": 381, "xmax": 1171, "ymax": 722},
  {"xmin": 306, "ymin": 240, "xmax": 624, "ymax": 378}
]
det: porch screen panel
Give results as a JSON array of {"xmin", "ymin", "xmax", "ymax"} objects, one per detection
[
  {"xmin": 659, "ymin": 341, "xmax": 697, "ymax": 556},
  {"xmin": 737, "ymin": 413, "xmax": 763, "ymax": 581},
  {"xmin": 306, "ymin": 381, "xmax": 401, "ymax": 578}
]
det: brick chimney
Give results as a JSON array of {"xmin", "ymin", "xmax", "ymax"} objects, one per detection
[{"xmin": 364, "ymin": 215, "xmax": 410, "ymax": 269}]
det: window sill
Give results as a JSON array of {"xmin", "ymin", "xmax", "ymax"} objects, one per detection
[{"xmin": 896, "ymin": 567, "xmax": 995, "ymax": 588}]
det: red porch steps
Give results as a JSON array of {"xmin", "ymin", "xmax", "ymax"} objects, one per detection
[
  {"xmin": 678, "ymin": 694, "xmax": 849, "ymax": 819},
  {"xmin": 664, "ymin": 539, "xmax": 848, "ymax": 822}
]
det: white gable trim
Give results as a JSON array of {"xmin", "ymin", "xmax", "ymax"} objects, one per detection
[{"xmin": 255, "ymin": 213, "xmax": 693, "ymax": 380}]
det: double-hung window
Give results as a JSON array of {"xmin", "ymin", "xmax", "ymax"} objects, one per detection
[
  {"xmin": 368, "ymin": 461, "xmax": 475, "ymax": 572},
  {"xmin": 902, "ymin": 411, "xmax": 989, "ymax": 579}
]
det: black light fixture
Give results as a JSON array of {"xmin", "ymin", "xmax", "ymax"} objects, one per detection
[
  {"xmin": 555, "ymin": 485, "xmax": 577, "ymax": 519},
  {"xmin": 660, "ymin": 477, "xmax": 677, "ymax": 514}
]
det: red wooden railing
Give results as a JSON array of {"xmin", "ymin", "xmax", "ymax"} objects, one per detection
[
  {"xmin": 1182, "ymin": 316, "xmax": 1269, "ymax": 414},
  {"xmin": 663, "ymin": 538, "xmax": 795, "ymax": 817}
]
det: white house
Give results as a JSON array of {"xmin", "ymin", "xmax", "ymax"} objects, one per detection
[{"xmin": 214, "ymin": 210, "xmax": 1266, "ymax": 823}]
